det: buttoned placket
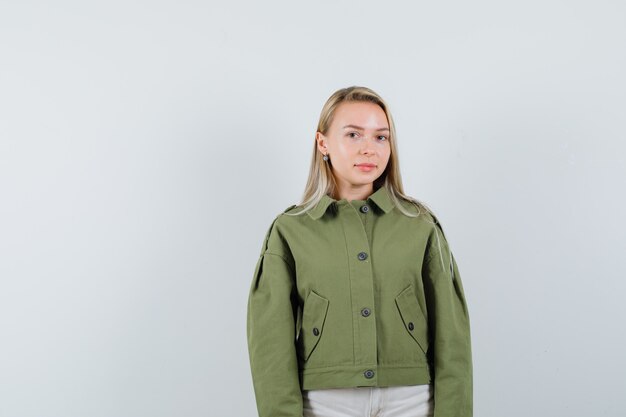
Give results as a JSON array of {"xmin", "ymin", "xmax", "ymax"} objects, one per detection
[{"xmin": 342, "ymin": 199, "xmax": 378, "ymax": 384}]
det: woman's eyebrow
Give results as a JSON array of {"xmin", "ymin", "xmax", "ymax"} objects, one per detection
[{"xmin": 342, "ymin": 124, "xmax": 390, "ymax": 131}]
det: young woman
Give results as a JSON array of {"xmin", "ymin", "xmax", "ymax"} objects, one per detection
[{"xmin": 247, "ymin": 86, "xmax": 473, "ymax": 417}]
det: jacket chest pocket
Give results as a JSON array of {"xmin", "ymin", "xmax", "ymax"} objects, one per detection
[
  {"xmin": 298, "ymin": 290, "xmax": 330, "ymax": 362},
  {"xmin": 395, "ymin": 285, "xmax": 429, "ymax": 355}
]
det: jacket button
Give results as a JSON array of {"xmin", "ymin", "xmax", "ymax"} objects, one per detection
[
  {"xmin": 357, "ymin": 252, "xmax": 368, "ymax": 260},
  {"xmin": 408, "ymin": 322, "xmax": 414, "ymax": 331},
  {"xmin": 360, "ymin": 205, "xmax": 370, "ymax": 213},
  {"xmin": 312, "ymin": 327, "xmax": 320, "ymax": 336},
  {"xmin": 361, "ymin": 308, "xmax": 371, "ymax": 317},
  {"xmin": 364, "ymin": 369, "xmax": 375, "ymax": 379}
]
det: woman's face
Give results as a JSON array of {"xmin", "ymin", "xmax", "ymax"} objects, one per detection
[{"xmin": 316, "ymin": 101, "xmax": 391, "ymax": 192}]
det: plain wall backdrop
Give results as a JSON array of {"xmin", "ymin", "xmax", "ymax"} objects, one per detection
[{"xmin": 1, "ymin": 1, "xmax": 625, "ymax": 416}]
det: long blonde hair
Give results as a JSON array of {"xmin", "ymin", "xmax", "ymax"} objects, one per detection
[{"xmin": 285, "ymin": 86, "xmax": 438, "ymax": 221}]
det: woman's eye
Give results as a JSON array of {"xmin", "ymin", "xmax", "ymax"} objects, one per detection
[
  {"xmin": 348, "ymin": 132, "xmax": 359, "ymax": 138},
  {"xmin": 378, "ymin": 135, "xmax": 388, "ymax": 141}
]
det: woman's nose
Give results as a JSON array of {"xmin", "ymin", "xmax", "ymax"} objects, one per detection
[{"xmin": 361, "ymin": 137, "xmax": 377, "ymax": 154}]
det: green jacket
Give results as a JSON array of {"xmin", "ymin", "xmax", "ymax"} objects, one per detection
[{"xmin": 246, "ymin": 185, "xmax": 472, "ymax": 417}]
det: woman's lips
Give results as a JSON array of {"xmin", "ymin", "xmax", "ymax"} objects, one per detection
[{"xmin": 355, "ymin": 163, "xmax": 376, "ymax": 172}]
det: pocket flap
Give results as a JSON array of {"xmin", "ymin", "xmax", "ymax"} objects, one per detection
[
  {"xmin": 301, "ymin": 290, "xmax": 330, "ymax": 361},
  {"xmin": 395, "ymin": 285, "xmax": 429, "ymax": 354}
]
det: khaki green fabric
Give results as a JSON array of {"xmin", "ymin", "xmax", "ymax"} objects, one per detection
[{"xmin": 247, "ymin": 185, "xmax": 472, "ymax": 417}]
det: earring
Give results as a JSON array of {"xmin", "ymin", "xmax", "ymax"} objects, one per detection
[{"xmin": 323, "ymin": 153, "xmax": 329, "ymax": 161}]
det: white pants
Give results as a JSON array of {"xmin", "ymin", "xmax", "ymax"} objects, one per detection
[{"xmin": 302, "ymin": 384, "xmax": 434, "ymax": 417}]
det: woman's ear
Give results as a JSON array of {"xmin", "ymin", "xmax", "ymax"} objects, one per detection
[{"xmin": 315, "ymin": 132, "xmax": 328, "ymax": 154}]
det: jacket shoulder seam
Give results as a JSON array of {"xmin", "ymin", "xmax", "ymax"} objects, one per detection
[
  {"xmin": 263, "ymin": 251, "xmax": 296, "ymax": 278},
  {"xmin": 424, "ymin": 223, "xmax": 449, "ymax": 264}
]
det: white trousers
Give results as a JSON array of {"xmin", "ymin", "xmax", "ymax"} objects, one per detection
[{"xmin": 302, "ymin": 384, "xmax": 434, "ymax": 417}]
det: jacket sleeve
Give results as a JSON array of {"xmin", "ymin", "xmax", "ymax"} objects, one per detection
[
  {"xmin": 246, "ymin": 218, "xmax": 302, "ymax": 417},
  {"xmin": 422, "ymin": 218, "xmax": 473, "ymax": 417}
]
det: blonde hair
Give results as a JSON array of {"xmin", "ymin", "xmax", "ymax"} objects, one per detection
[{"xmin": 285, "ymin": 85, "xmax": 438, "ymax": 222}]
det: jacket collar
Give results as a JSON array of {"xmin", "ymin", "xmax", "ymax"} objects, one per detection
[{"xmin": 307, "ymin": 186, "xmax": 394, "ymax": 220}]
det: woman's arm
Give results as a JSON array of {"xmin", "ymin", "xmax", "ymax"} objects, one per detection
[
  {"xmin": 422, "ymin": 220, "xmax": 473, "ymax": 417},
  {"xmin": 246, "ymin": 218, "xmax": 302, "ymax": 417}
]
